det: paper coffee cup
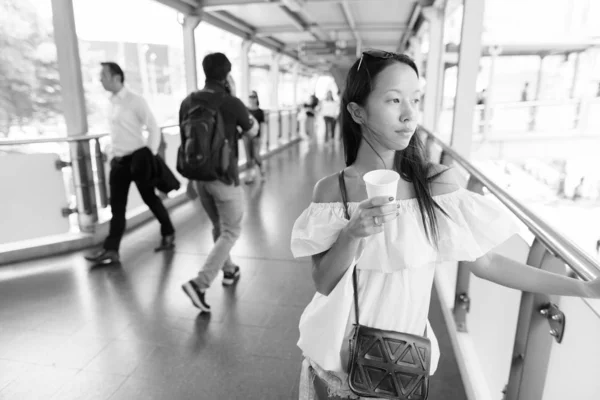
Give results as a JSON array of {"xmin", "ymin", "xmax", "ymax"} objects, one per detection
[{"xmin": 363, "ymin": 170, "xmax": 400, "ymax": 200}]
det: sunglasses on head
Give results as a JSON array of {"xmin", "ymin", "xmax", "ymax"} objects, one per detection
[{"xmin": 357, "ymin": 50, "xmax": 401, "ymax": 71}]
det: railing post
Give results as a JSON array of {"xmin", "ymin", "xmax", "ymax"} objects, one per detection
[
  {"xmin": 265, "ymin": 110, "xmax": 271, "ymax": 150},
  {"xmin": 70, "ymin": 141, "xmax": 98, "ymax": 232},
  {"xmin": 289, "ymin": 110, "xmax": 293, "ymax": 140},
  {"xmin": 452, "ymin": 175, "xmax": 484, "ymax": 331},
  {"xmin": 94, "ymin": 139, "xmax": 109, "ymax": 208},
  {"xmin": 504, "ymin": 238, "xmax": 566, "ymax": 400},
  {"xmin": 278, "ymin": 110, "xmax": 283, "ymax": 140}
]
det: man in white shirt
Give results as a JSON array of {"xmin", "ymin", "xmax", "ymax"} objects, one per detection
[{"xmin": 85, "ymin": 62, "xmax": 175, "ymax": 264}]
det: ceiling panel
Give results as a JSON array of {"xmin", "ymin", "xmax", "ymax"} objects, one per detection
[
  {"xmin": 360, "ymin": 31, "xmax": 403, "ymax": 44},
  {"xmin": 272, "ymin": 31, "xmax": 317, "ymax": 44},
  {"xmin": 224, "ymin": 4, "xmax": 294, "ymax": 27},
  {"xmin": 305, "ymin": 2, "xmax": 347, "ymax": 25},
  {"xmin": 350, "ymin": 0, "xmax": 416, "ymax": 25}
]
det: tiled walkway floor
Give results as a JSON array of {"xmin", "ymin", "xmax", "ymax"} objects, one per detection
[{"xmin": 0, "ymin": 140, "xmax": 466, "ymax": 399}]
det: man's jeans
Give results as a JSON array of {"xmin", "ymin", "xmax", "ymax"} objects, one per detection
[{"xmin": 192, "ymin": 180, "xmax": 244, "ymax": 289}]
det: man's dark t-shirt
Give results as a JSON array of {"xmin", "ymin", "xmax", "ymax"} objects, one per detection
[
  {"xmin": 178, "ymin": 80, "xmax": 253, "ymax": 186},
  {"xmin": 249, "ymin": 108, "xmax": 265, "ymax": 137}
]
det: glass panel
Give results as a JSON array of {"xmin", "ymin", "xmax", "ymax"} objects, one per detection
[
  {"xmin": 0, "ymin": 152, "xmax": 71, "ymax": 244},
  {"xmin": 74, "ymin": 0, "xmax": 186, "ymax": 131},
  {"xmin": 195, "ymin": 23, "xmax": 243, "ymax": 95},
  {"xmin": 0, "ymin": 0, "xmax": 65, "ymax": 139},
  {"xmin": 543, "ymin": 297, "xmax": 600, "ymax": 399}
]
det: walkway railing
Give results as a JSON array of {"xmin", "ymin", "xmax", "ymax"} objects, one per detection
[
  {"xmin": 439, "ymin": 98, "xmax": 600, "ymax": 136},
  {"xmin": 422, "ymin": 127, "xmax": 600, "ymax": 400},
  {"xmin": 0, "ymin": 108, "xmax": 300, "ymax": 248}
]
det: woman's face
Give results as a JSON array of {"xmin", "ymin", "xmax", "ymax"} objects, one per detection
[
  {"xmin": 248, "ymin": 95, "xmax": 258, "ymax": 108},
  {"xmin": 361, "ymin": 62, "xmax": 421, "ymax": 151}
]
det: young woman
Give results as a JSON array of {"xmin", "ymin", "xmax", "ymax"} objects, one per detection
[
  {"xmin": 244, "ymin": 90, "xmax": 265, "ymax": 183},
  {"xmin": 290, "ymin": 51, "xmax": 600, "ymax": 399}
]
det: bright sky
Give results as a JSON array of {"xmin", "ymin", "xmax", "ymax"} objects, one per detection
[
  {"xmin": 72, "ymin": 0, "xmax": 183, "ymax": 46},
  {"xmin": 37, "ymin": 0, "xmax": 600, "ymax": 47}
]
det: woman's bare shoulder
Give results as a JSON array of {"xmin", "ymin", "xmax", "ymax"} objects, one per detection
[
  {"xmin": 428, "ymin": 164, "xmax": 461, "ymax": 196},
  {"xmin": 312, "ymin": 172, "xmax": 343, "ymax": 203}
]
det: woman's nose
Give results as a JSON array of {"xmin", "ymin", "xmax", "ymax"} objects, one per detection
[{"xmin": 401, "ymin": 101, "xmax": 415, "ymax": 122}]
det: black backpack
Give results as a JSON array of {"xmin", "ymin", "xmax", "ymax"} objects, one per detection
[{"xmin": 176, "ymin": 90, "xmax": 232, "ymax": 182}]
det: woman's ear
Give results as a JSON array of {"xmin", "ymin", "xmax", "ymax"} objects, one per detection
[{"xmin": 346, "ymin": 102, "xmax": 364, "ymax": 125}]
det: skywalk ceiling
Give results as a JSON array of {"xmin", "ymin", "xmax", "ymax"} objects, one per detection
[{"xmin": 157, "ymin": 0, "xmax": 434, "ymax": 70}]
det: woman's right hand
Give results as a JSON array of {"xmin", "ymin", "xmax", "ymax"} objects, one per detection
[{"xmin": 342, "ymin": 196, "xmax": 399, "ymax": 239}]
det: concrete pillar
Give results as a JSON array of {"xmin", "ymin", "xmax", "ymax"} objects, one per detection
[
  {"xmin": 570, "ymin": 52, "xmax": 580, "ymax": 99},
  {"xmin": 183, "ymin": 15, "xmax": 202, "ymax": 94},
  {"xmin": 449, "ymin": 0, "xmax": 485, "ymax": 158},
  {"xmin": 422, "ymin": 6, "xmax": 445, "ymax": 133},
  {"xmin": 483, "ymin": 45, "xmax": 502, "ymax": 136},
  {"xmin": 51, "ymin": 0, "xmax": 97, "ymax": 232},
  {"xmin": 137, "ymin": 44, "xmax": 151, "ymax": 98},
  {"xmin": 240, "ymin": 39, "xmax": 253, "ymax": 104},
  {"xmin": 292, "ymin": 63, "xmax": 300, "ymax": 107},
  {"xmin": 409, "ymin": 36, "xmax": 423, "ymax": 76},
  {"xmin": 270, "ymin": 53, "xmax": 282, "ymax": 109},
  {"xmin": 529, "ymin": 54, "xmax": 546, "ymax": 131}
]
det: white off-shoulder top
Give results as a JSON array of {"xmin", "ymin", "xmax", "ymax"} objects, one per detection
[{"xmin": 290, "ymin": 187, "xmax": 522, "ymax": 376}]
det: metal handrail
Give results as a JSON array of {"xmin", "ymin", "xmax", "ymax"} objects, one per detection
[
  {"xmin": 0, "ymin": 133, "xmax": 109, "ymax": 146},
  {"xmin": 422, "ymin": 127, "xmax": 600, "ymax": 282},
  {"xmin": 0, "ymin": 110, "xmax": 296, "ymax": 146}
]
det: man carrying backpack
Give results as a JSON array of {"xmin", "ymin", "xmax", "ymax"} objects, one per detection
[{"xmin": 180, "ymin": 53, "xmax": 258, "ymax": 313}]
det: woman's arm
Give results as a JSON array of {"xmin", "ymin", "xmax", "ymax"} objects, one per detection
[
  {"xmin": 309, "ymin": 175, "xmax": 399, "ymax": 296},
  {"xmin": 311, "ymin": 229, "xmax": 363, "ymax": 296},
  {"xmin": 468, "ymin": 252, "xmax": 599, "ymax": 298}
]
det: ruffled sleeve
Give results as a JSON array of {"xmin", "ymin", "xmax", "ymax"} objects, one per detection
[
  {"xmin": 433, "ymin": 188, "xmax": 523, "ymax": 263},
  {"xmin": 357, "ymin": 188, "xmax": 524, "ymax": 271},
  {"xmin": 291, "ymin": 203, "xmax": 349, "ymax": 258}
]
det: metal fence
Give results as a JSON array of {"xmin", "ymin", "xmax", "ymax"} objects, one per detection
[
  {"xmin": 422, "ymin": 127, "xmax": 600, "ymax": 400},
  {"xmin": 0, "ymin": 108, "xmax": 300, "ymax": 247}
]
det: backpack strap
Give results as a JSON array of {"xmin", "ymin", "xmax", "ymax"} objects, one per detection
[{"xmin": 338, "ymin": 171, "xmax": 360, "ymax": 326}]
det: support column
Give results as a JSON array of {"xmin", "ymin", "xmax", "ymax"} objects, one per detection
[
  {"xmin": 422, "ymin": 6, "xmax": 445, "ymax": 133},
  {"xmin": 483, "ymin": 45, "xmax": 502, "ymax": 136},
  {"xmin": 570, "ymin": 52, "xmax": 580, "ymax": 99},
  {"xmin": 529, "ymin": 54, "xmax": 546, "ymax": 131},
  {"xmin": 51, "ymin": 0, "xmax": 97, "ymax": 232},
  {"xmin": 183, "ymin": 15, "xmax": 202, "ymax": 94},
  {"xmin": 292, "ymin": 63, "xmax": 300, "ymax": 108},
  {"xmin": 240, "ymin": 39, "xmax": 253, "ymax": 104},
  {"xmin": 449, "ymin": 0, "xmax": 485, "ymax": 158},
  {"xmin": 270, "ymin": 53, "xmax": 282, "ymax": 109},
  {"xmin": 137, "ymin": 44, "xmax": 151, "ymax": 98},
  {"xmin": 409, "ymin": 36, "xmax": 423, "ymax": 76}
]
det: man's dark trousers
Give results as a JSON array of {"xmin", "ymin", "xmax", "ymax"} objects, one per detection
[{"xmin": 104, "ymin": 152, "xmax": 175, "ymax": 251}]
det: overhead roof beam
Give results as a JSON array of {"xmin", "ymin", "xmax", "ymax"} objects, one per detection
[
  {"xmin": 256, "ymin": 23, "xmax": 406, "ymax": 36},
  {"xmin": 152, "ymin": 0, "xmax": 195, "ymax": 14},
  {"xmin": 209, "ymin": 10, "xmax": 256, "ymax": 36},
  {"xmin": 397, "ymin": 2, "xmax": 422, "ymax": 52},
  {"xmin": 340, "ymin": 1, "xmax": 360, "ymax": 55},
  {"xmin": 203, "ymin": 0, "xmax": 377, "ymax": 11}
]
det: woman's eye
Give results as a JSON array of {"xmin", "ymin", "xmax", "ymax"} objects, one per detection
[
  {"xmin": 390, "ymin": 98, "xmax": 400, "ymax": 103},
  {"xmin": 412, "ymin": 99, "xmax": 420, "ymax": 104}
]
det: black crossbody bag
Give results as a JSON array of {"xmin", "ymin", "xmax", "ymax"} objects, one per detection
[{"xmin": 338, "ymin": 171, "xmax": 431, "ymax": 400}]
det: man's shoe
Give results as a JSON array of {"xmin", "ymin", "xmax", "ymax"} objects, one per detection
[
  {"xmin": 84, "ymin": 249, "xmax": 119, "ymax": 264},
  {"xmin": 182, "ymin": 281, "xmax": 211, "ymax": 312},
  {"xmin": 222, "ymin": 266, "xmax": 241, "ymax": 286},
  {"xmin": 154, "ymin": 234, "xmax": 175, "ymax": 252}
]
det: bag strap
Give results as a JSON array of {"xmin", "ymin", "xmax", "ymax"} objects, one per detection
[{"xmin": 338, "ymin": 171, "xmax": 360, "ymax": 326}]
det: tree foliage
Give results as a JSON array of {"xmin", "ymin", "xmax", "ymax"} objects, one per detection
[{"xmin": 0, "ymin": 0, "xmax": 62, "ymax": 136}]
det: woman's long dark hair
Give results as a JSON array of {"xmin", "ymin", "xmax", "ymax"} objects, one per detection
[{"xmin": 341, "ymin": 53, "xmax": 447, "ymax": 244}]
